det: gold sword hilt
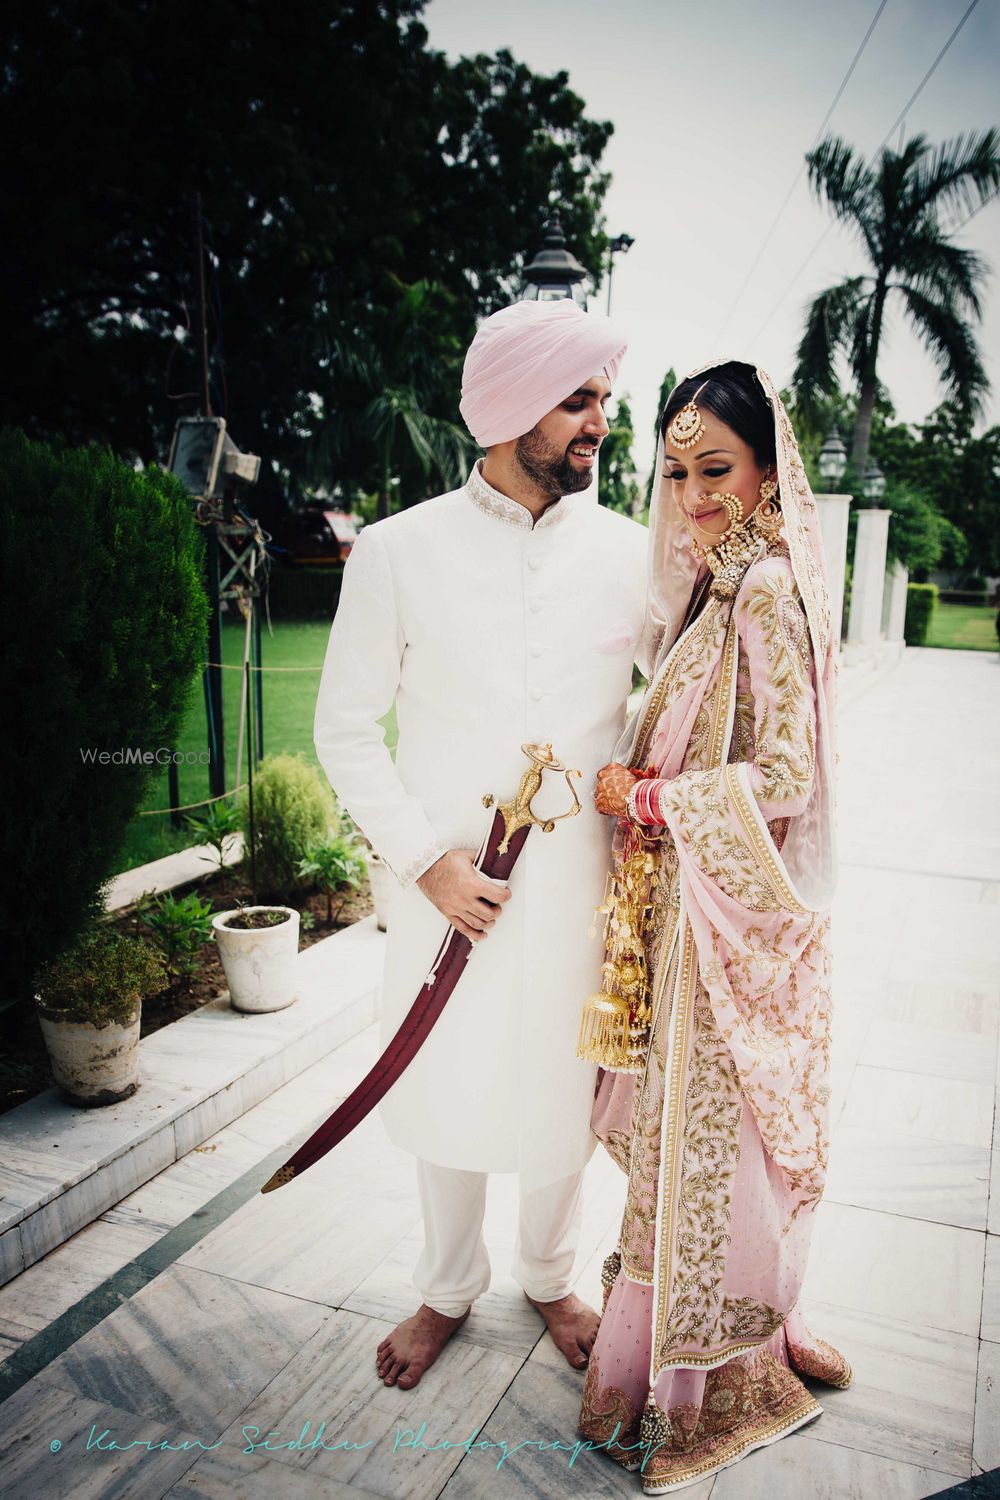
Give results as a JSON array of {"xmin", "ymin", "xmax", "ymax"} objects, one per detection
[{"xmin": 482, "ymin": 742, "xmax": 582, "ymax": 854}]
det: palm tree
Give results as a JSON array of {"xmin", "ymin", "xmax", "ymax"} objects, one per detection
[
  {"xmin": 314, "ymin": 279, "xmax": 476, "ymax": 519},
  {"xmin": 793, "ymin": 129, "xmax": 1000, "ymax": 479}
]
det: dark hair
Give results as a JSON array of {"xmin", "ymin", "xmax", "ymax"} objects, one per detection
[{"xmin": 660, "ymin": 361, "xmax": 776, "ymax": 467}]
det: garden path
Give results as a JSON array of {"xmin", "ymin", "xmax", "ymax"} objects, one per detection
[{"xmin": 0, "ymin": 646, "xmax": 998, "ymax": 1499}]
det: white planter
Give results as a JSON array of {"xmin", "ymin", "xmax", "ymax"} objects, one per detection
[
  {"xmin": 365, "ymin": 854, "xmax": 396, "ymax": 932},
  {"xmin": 36, "ymin": 998, "xmax": 141, "ymax": 1106},
  {"xmin": 212, "ymin": 906, "xmax": 300, "ymax": 1013}
]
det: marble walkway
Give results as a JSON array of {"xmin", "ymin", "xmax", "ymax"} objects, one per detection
[{"xmin": 0, "ymin": 645, "xmax": 998, "ymax": 1499}]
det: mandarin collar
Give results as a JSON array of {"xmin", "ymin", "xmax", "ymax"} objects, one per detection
[{"xmin": 465, "ymin": 459, "xmax": 578, "ymax": 531}]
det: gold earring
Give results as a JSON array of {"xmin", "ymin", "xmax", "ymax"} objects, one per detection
[{"xmin": 754, "ymin": 474, "xmax": 783, "ymax": 539}]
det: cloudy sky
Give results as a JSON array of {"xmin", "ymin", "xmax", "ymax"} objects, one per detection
[{"xmin": 424, "ymin": 0, "xmax": 1000, "ymax": 463}]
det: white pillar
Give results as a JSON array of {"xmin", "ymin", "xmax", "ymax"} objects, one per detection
[
  {"xmin": 814, "ymin": 493, "xmax": 853, "ymax": 647},
  {"xmin": 846, "ymin": 508, "xmax": 891, "ymax": 663},
  {"xmin": 880, "ymin": 558, "xmax": 908, "ymax": 664}
]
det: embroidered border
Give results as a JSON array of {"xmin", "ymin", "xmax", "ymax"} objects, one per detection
[
  {"xmin": 465, "ymin": 460, "xmax": 570, "ymax": 531},
  {"xmin": 640, "ymin": 1389, "xmax": 821, "ymax": 1492},
  {"xmin": 723, "ymin": 764, "xmax": 811, "ymax": 915},
  {"xmin": 620, "ymin": 918, "xmax": 680, "ymax": 1284},
  {"xmin": 707, "ymin": 615, "xmax": 740, "ymax": 769},
  {"xmin": 630, "ymin": 597, "xmax": 727, "ymax": 767},
  {"xmin": 652, "ymin": 918, "xmax": 700, "ymax": 1366},
  {"xmin": 397, "ymin": 840, "xmax": 449, "ymax": 889}
]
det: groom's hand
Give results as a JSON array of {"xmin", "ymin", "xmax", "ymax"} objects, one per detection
[{"xmin": 417, "ymin": 849, "xmax": 511, "ymax": 943}]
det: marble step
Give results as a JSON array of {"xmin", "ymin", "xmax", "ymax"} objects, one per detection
[
  {"xmin": 0, "ymin": 916, "xmax": 384, "ymax": 1289},
  {"xmin": 104, "ymin": 834, "xmax": 245, "ymax": 913}
]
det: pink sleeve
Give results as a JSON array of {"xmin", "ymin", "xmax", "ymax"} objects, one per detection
[
  {"xmin": 630, "ymin": 561, "xmax": 818, "ymax": 827},
  {"xmin": 735, "ymin": 565, "xmax": 817, "ymax": 819}
]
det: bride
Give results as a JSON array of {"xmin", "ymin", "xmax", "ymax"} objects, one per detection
[{"xmin": 576, "ymin": 359, "xmax": 851, "ymax": 1493}]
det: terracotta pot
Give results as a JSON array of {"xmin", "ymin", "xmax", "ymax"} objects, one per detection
[
  {"xmin": 212, "ymin": 906, "xmax": 300, "ymax": 1013},
  {"xmin": 35, "ymin": 997, "xmax": 141, "ymax": 1106}
]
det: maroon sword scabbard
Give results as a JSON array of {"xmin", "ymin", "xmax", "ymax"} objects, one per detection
[{"xmin": 260, "ymin": 742, "xmax": 581, "ymax": 1193}]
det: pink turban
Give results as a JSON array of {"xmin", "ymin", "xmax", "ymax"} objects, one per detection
[{"xmin": 459, "ymin": 299, "xmax": 628, "ymax": 448}]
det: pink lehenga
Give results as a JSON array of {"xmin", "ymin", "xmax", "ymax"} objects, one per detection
[{"xmin": 577, "ymin": 363, "xmax": 851, "ymax": 1494}]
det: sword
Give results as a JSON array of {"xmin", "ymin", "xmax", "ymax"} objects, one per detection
[{"xmin": 260, "ymin": 743, "xmax": 581, "ymax": 1192}]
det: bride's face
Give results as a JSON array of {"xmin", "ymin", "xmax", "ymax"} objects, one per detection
[{"xmin": 662, "ymin": 407, "xmax": 767, "ymax": 544}]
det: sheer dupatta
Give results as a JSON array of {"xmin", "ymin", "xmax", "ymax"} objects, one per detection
[{"xmin": 589, "ymin": 362, "xmax": 846, "ymax": 1381}]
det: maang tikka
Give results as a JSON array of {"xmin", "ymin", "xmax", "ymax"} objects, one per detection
[{"xmin": 665, "ymin": 381, "xmax": 710, "ymax": 450}]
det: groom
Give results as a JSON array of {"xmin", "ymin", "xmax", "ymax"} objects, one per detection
[{"xmin": 313, "ymin": 297, "xmax": 652, "ymax": 1390}]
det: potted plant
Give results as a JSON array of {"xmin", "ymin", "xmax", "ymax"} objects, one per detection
[
  {"xmin": 212, "ymin": 903, "xmax": 300, "ymax": 1013},
  {"xmin": 34, "ymin": 929, "xmax": 165, "ymax": 1106},
  {"xmin": 364, "ymin": 845, "xmax": 396, "ymax": 932}
]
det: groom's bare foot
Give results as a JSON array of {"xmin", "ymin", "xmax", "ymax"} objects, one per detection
[
  {"xmin": 375, "ymin": 1304, "xmax": 469, "ymax": 1389},
  {"xmin": 525, "ymin": 1290, "xmax": 601, "ymax": 1370}
]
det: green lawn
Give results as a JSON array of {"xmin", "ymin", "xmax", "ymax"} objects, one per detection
[
  {"xmin": 110, "ymin": 597, "xmax": 997, "ymax": 876},
  {"xmin": 925, "ymin": 601, "xmax": 998, "ymax": 653},
  {"xmin": 112, "ymin": 621, "xmax": 397, "ymax": 876}
]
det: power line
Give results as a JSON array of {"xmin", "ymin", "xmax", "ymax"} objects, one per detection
[
  {"xmin": 744, "ymin": 224, "xmax": 836, "ymax": 350},
  {"xmin": 949, "ymin": 182, "xmax": 1000, "ymax": 237},
  {"xmin": 744, "ymin": 0, "xmax": 983, "ymax": 349},
  {"xmin": 710, "ymin": 0, "xmax": 890, "ymax": 349},
  {"xmin": 878, "ymin": 0, "xmax": 981, "ymax": 151}
]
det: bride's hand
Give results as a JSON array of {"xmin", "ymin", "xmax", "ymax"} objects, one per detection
[{"xmin": 594, "ymin": 763, "xmax": 639, "ymax": 818}]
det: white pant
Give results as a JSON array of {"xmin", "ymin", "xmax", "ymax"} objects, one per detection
[{"xmin": 413, "ymin": 1160, "xmax": 584, "ymax": 1317}]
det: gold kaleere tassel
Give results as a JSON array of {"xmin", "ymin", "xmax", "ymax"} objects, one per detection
[
  {"xmin": 577, "ymin": 834, "xmax": 657, "ymax": 1073},
  {"xmin": 577, "ymin": 988, "xmax": 632, "ymax": 1068},
  {"xmin": 578, "ymin": 871, "xmax": 631, "ymax": 1066}
]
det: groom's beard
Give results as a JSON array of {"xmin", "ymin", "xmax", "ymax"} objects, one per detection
[{"xmin": 514, "ymin": 426, "xmax": 595, "ymax": 499}]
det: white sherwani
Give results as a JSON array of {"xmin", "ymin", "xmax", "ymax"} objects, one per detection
[{"xmin": 313, "ymin": 461, "xmax": 650, "ymax": 1191}]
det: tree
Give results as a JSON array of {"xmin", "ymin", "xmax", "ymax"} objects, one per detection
[
  {"xmin": 600, "ymin": 395, "xmax": 641, "ymax": 515},
  {"xmin": 789, "ymin": 382, "xmax": 895, "ymax": 494},
  {"xmin": 0, "ymin": 430, "xmax": 207, "ymax": 1019},
  {"xmin": 310, "ymin": 279, "xmax": 476, "ymax": 519},
  {"xmin": 644, "ymin": 367, "xmax": 677, "ymax": 509},
  {"xmin": 792, "ymin": 130, "xmax": 1000, "ymax": 477},
  {"xmin": 875, "ymin": 400, "xmax": 1000, "ymax": 576},
  {"xmin": 882, "ymin": 483, "xmax": 967, "ymax": 577},
  {"xmin": 0, "ymin": 2, "xmax": 613, "ymax": 508}
]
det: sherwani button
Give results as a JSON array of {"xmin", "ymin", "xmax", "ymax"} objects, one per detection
[
  {"xmin": 527, "ymin": 556, "xmax": 542, "ymax": 570},
  {"xmin": 529, "ymin": 599, "xmax": 542, "ymax": 612},
  {"xmin": 530, "ymin": 646, "xmax": 543, "ymax": 658},
  {"xmin": 530, "ymin": 688, "xmax": 543, "ymax": 701}
]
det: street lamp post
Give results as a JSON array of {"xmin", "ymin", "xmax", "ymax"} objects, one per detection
[
  {"xmin": 519, "ymin": 213, "xmax": 607, "ymax": 501},
  {"xmin": 520, "ymin": 215, "xmax": 590, "ymax": 308},
  {"xmin": 848, "ymin": 455, "xmax": 892, "ymax": 660},
  {"xmin": 862, "ymin": 459, "xmax": 886, "ymax": 506},
  {"xmin": 606, "ymin": 232, "xmax": 635, "ymax": 315},
  {"xmin": 813, "ymin": 427, "xmax": 852, "ymax": 648},
  {"xmin": 818, "ymin": 428, "xmax": 848, "ymax": 489}
]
